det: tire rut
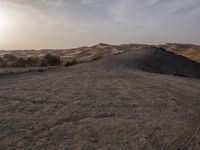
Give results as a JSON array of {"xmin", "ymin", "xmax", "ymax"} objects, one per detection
[{"xmin": 165, "ymin": 103, "xmax": 200, "ymax": 150}]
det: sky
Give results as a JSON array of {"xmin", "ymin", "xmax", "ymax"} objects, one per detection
[{"xmin": 0, "ymin": 0, "xmax": 200, "ymax": 50}]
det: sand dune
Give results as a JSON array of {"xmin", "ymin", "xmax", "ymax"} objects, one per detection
[
  {"xmin": 1, "ymin": 43, "xmax": 199, "ymax": 64},
  {"xmin": 1, "ymin": 43, "xmax": 200, "ymax": 77},
  {"xmin": 161, "ymin": 43, "xmax": 200, "ymax": 63}
]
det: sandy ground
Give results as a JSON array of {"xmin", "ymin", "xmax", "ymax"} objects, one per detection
[{"xmin": 0, "ymin": 48, "xmax": 200, "ymax": 149}]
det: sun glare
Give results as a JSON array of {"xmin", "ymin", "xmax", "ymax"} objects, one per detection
[
  {"xmin": 0, "ymin": 10, "xmax": 13, "ymax": 42},
  {"xmin": 0, "ymin": 13, "xmax": 8, "ymax": 28},
  {"xmin": 0, "ymin": 12, "xmax": 10, "ymax": 31}
]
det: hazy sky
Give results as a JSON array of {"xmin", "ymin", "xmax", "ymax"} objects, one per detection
[{"xmin": 0, "ymin": 0, "xmax": 200, "ymax": 49}]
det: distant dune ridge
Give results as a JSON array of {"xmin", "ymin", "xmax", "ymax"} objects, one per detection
[
  {"xmin": 160, "ymin": 43, "xmax": 200, "ymax": 63},
  {"xmin": 0, "ymin": 43, "xmax": 200, "ymax": 63},
  {"xmin": 0, "ymin": 43, "xmax": 200, "ymax": 77}
]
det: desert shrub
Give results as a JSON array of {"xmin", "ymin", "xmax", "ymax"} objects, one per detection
[
  {"xmin": 65, "ymin": 59, "xmax": 77, "ymax": 67},
  {"xmin": 12, "ymin": 57, "xmax": 27, "ymax": 67},
  {"xmin": 26, "ymin": 57, "xmax": 39, "ymax": 66},
  {"xmin": 40, "ymin": 54, "xmax": 61, "ymax": 66},
  {"xmin": 3, "ymin": 54, "xmax": 17, "ymax": 62},
  {"xmin": 0, "ymin": 57, "xmax": 8, "ymax": 67}
]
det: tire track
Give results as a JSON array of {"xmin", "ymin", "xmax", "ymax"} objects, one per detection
[
  {"xmin": 121, "ymin": 64, "xmax": 200, "ymax": 149},
  {"xmin": 0, "ymin": 96, "xmax": 69, "ymax": 106},
  {"xmin": 165, "ymin": 103, "xmax": 200, "ymax": 150},
  {"xmin": 118, "ymin": 65, "xmax": 177, "ymax": 148}
]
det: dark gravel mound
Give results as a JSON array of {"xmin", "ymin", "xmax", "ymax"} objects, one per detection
[{"xmin": 104, "ymin": 47, "xmax": 200, "ymax": 78}]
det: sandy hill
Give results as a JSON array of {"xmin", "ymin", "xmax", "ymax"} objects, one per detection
[{"xmin": 161, "ymin": 43, "xmax": 200, "ymax": 63}]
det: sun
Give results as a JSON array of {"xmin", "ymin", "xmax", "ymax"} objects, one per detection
[
  {"xmin": 0, "ymin": 13, "xmax": 9, "ymax": 28},
  {"xmin": 0, "ymin": 10, "xmax": 13, "ymax": 41},
  {"xmin": 0, "ymin": 12, "xmax": 10, "ymax": 31}
]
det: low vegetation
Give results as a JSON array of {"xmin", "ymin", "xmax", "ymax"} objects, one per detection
[
  {"xmin": 3, "ymin": 54, "xmax": 17, "ymax": 62},
  {"xmin": 26, "ymin": 57, "xmax": 40, "ymax": 66},
  {"xmin": 13, "ymin": 58, "xmax": 27, "ymax": 67},
  {"xmin": 0, "ymin": 57, "xmax": 8, "ymax": 67},
  {"xmin": 40, "ymin": 54, "xmax": 61, "ymax": 66},
  {"xmin": 0, "ymin": 53, "xmax": 61, "ymax": 68}
]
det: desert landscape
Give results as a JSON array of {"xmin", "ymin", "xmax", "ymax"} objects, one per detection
[
  {"xmin": 1, "ymin": 0, "xmax": 200, "ymax": 149},
  {"xmin": 0, "ymin": 43, "xmax": 200, "ymax": 74},
  {"xmin": 0, "ymin": 44, "xmax": 200, "ymax": 149}
]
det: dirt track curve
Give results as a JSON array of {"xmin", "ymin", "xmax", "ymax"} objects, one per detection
[{"xmin": 0, "ymin": 48, "xmax": 200, "ymax": 150}]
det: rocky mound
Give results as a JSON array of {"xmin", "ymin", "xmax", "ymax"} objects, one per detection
[{"xmin": 103, "ymin": 47, "xmax": 200, "ymax": 78}]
